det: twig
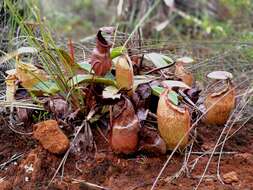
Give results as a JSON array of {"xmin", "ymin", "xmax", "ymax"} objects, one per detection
[
  {"xmin": 130, "ymin": 182, "xmax": 153, "ymax": 190},
  {"xmin": 96, "ymin": 126, "xmax": 109, "ymax": 143},
  {"xmin": 0, "ymin": 153, "xmax": 24, "ymax": 170},
  {"xmin": 48, "ymin": 120, "xmax": 88, "ymax": 187},
  {"xmin": 188, "ymin": 151, "xmax": 237, "ymax": 155},
  {"xmin": 150, "ymin": 79, "xmax": 248, "ymax": 190},
  {"xmin": 216, "ymin": 89, "xmax": 252, "ymax": 184},
  {"xmin": 194, "ymin": 88, "xmax": 251, "ymax": 189},
  {"xmin": 7, "ymin": 120, "xmax": 33, "ymax": 136},
  {"xmin": 122, "ymin": 0, "xmax": 161, "ymax": 49},
  {"xmin": 188, "ymin": 115, "xmax": 252, "ymax": 174},
  {"xmin": 148, "ymin": 111, "xmax": 157, "ymax": 119},
  {"xmin": 72, "ymin": 178, "xmax": 111, "ymax": 190},
  {"xmin": 145, "ymin": 62, "xmax": 175, "ymax": 75}
]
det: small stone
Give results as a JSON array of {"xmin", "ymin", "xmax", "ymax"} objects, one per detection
[
  {"xmin": 33, "ymin": 120, "xmax": 69, "ymax": 154},
  {"xmin": 25, "ymin": 177, "xmax": 29, "ymax": 182},
  {"xmin": 223, "ymin": 171, "xmax": 239, "ymax": 184},
  {"xmin": 95, "ymin": 152, "xmax": 106, "ymax": 163},
  {"xmin": 24, "ymin": 164, "xmax": 34, "ymax": 173}
]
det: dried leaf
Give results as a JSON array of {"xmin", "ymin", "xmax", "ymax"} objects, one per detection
[
  {"xmin": 16, "ymin": 62, "xmax": 48, "ymax": 90},
  {"xmin": 175, "ymin": 62, "xmax": 194, "ymax": 86},
  {"xmin": 5, "ymin": 74, "xmax": 17, "ymax": 102},
  {"xmin": 132, "ymin": 83, "xmax": 152, "ymax": 121},
  {"xmin": 139, "ymin": 127, "xmax": 166, "ymax": 155},
  {"xmin": 102, "ymin": 86, "xmax": 121, "ymax": 100},
  {"xmin": 183, "ymin": 88, "xmax": 201, "ymax": 103},
  {"xmin": 90, "ymin": 27, "xmax": 114, "ymax": 76},
  {"xmin": 67, "ymin": 108, "xmax": 81, "ymax": 121},
  {"xmin": 110, "ymin": 97, "xmax": 140, "ymax": 154},
  {"xmin": 16, "ymin": 108, "xmax": 29, "ymax": 124},
  {"xmin": 207, "ymin": 71, "xmax": 233, "ymax": 80},
  {"xmin": 136, "ymin": 108, "xmax": 149, "ymax": 121},
  {"xmin": 133, "ymin": 75, "xmax": 156, "ymax": 90},
  {"xmin": 155, "ymin": 20, "xmax": 170, "ymax": 31},
  {"xmin": 44, "ymin": 98, "xmax": 68, "ymax": 119},
  {"xmin": 162, "ymin": 80, "xmax": 191, "ymax": 89},
  {"xmin": 163, "ymin": 0, "xmax": 175, "ymax": 8},
  {"xmin": 144, "ymin": 53, "xmax": 173, "ymax": 68},
  {"xmin": 133, "ymin": 83, "xmax": 152, "ymax": 105},
  {"xmin": 176, "ymin": 57, "xmax": 194, "ymax": 64}
]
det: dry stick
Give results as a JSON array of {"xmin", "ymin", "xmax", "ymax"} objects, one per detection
[
  {"xmin": 216, "ymin": 100, "xmax": 250, "ymax": 183},
  {"xmin": 48, "ymin": 120, "xmax": 87, "ymax": 187},
  {"xmin": 122, "ymin": 0, "xmax": 160, "ymax": 49},
  {"xmin": 165, "ymin": 145, "xmax": 190, "ymax": 183},
  {"xmin": 8, "ymin": 113, "xmax": 33, "ymax": 135},
  {"xmin": 188, "ymin": 47, "xmax": 239, "ymax": 71},
  {"xmin": 194, "ymin": 91, "xmax": 251, "ymax": 189},
  {"xmin": 145, "ymin": 62, "xmax": 176, "ymax": 75},
  {"xmin": 216, "ymin": 89, "xmax": 252, "ymax": 183},
  {"xmin": 96, "ymin": 126, "xmax": 109, "ymax": 143},
  {"xmin": 166, "ymin": 128, "xmax": 196, "ymax": 183},
  {"xmin": 150, "ymin": 79, "xmax": 248, "ymax": 190},
  {"xmin": 0, "ymin": 153, "xmax": 24, "ymax": 170},
  {"xmin": 7, "ymin": 121, "xmax": 33, "ymax": 135},
  {"xmin": 184, "ymin": 95, "xmax": 251, "ymax": 185},
  {"xmin": 185, "ymin": 128, "xmax": 197, "ymax": 177},
  {"xmin": 188, "ymin": 115, "xmax": 252, "ymax": 174},
  {"xmin": 189, "ymin": 151, "xmax": 237, "ymax": 155},
  {"xmin": 72, "ymin": 178, "xmax": 111, "ymax": 190}
]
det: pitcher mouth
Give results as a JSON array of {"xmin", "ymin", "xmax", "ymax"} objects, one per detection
[{"xmin": 96, "ymin": 30, "xmax": 112, "ymax": 48}]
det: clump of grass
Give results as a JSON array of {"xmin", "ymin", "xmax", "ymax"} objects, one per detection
[{"xmin": 4, "ymin": 0, "xmax": 85, "ymax": 110}]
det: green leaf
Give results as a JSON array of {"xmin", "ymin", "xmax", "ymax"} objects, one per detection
[
  {"xmin": 70, "ymin": 74, "xmax": 117, "ymax": 87},
  {"xmin": 144, "ymin": 52, "xmax": 173, "ymax": 68},
  {"xmin": 110, "ymin": 46, "xmax": 127, "ymax": 59},
  {"xmin": 151, "ymin": 86, "xmax": 165, "ymax": 96},
  {"xmin": 58, "ymin": 48, "xmax": 73, "ymax": 64},
  {"xmin": 133, "ymin": 75, "xmax": 156, "ymax": 90},
  {"xmin": 167, "ymin": 91, "xmax": 179, "ymax": 105},
  {"xmin": 77, "ymin": 61, "xmax": 93, "ymax": 73},
  {"xmin": 151, "ymin": 86, "xmax": 179, "ymax": 105},
  {"xmin": 104, "ymin": 72, "xmax": 115, "ymax": 80},
  {"xmin": 32, "ymin": 80, "xmax": 60, "ymax": 95}
]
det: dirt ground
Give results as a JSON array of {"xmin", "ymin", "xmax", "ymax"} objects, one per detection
[{"xmin": 0, "ymin": 118, "xmax": 253, "ymax": 190}]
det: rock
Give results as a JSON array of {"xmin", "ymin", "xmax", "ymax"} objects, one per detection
[
  {"xmin": 223, "ymin": 171, "xmax": 239, "ymax": 184},
  {"xmin": 33, "ymin": 120, "xmax": 69, "ymax": 154}
]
